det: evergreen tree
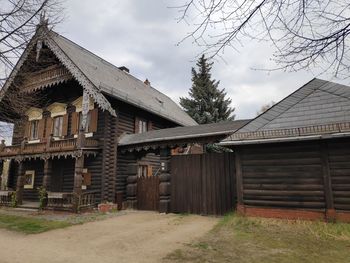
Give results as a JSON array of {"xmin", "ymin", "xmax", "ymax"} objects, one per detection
[{"xmin": 180, "ymin": 55, "xmax": 235, "ymax": 124}]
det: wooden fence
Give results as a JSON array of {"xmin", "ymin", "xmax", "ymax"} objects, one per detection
[{"xmin": 170, "ymin": 152, "xmax": 236, "ymax": 215}]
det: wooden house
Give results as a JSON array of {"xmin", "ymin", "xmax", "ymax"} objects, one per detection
[
  {"xmin": 0, "ymin": 22, "xmax": 196, "ymax": 211},
  {"xmin": 221, "ymin": 79, "xmax": 350, "ymax": 222}
]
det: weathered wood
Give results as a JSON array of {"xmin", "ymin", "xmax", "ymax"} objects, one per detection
[
  {"xmin": 137, "ymin": 176, "xmax": 159, "ymax": 211},
  {"xmin": 320, "ymin": 142, "xmax": 334, "ymax": 210},
  {"xmin": 235, "ymin": 148, "xmax": 243, "ymax": 205},
  {"xmin": 43, "ymin": 159, "xmax": 52, "ymax": 190},
  {"xmin": 171, "ymin": 152, "xmax": 235, "ymax": 216}
]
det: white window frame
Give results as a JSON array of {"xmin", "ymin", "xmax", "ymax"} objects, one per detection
[{"xmin": 24, "ymin": 170, "xmax": 35, "ymax": 189}]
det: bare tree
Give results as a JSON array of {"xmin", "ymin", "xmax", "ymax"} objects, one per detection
[
  {"xmin": 175, "ymin": 0, "xmax": 350, "ymax": 77},
  {"xmin": 0, "ymin": 0, "xmax": 63, "ymax": 142}
]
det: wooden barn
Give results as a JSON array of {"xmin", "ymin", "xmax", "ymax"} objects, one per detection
[
  {"xmin": 222, "ymin": 79, "xmax": 350, "ymax": 222},
  {"xmin": 0, "ymin": 21, "xmax": 197, "ymax": 211}
]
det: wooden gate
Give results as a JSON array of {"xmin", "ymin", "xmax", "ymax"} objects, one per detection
[
  {"xmin": 171, "ymin": 152, "xmax": 236, "ymax": 215},
  {"xmin": 137, "ymin": 176, "xmax": 159, "ymax": 211}
]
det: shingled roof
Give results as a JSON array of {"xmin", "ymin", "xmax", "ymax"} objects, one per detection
[
  {"xmin": 222, "ymin": 78, "xmax": 350, "ymax": 144},
  {"xmin": 0, "ymin": 25, "xmax": 197, "ymax": 126},
  {"xmin": 48, "ymin": 31, "xmax": 197, "ymax": 126},
  {"xmin": 119, "ymin": 119, "xmax": 250, "ymax": 150}
]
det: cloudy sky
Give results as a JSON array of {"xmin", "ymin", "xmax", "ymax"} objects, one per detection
[{"xmin": 53, "ymin": 0, "xmax": 331, "ymax": 119}]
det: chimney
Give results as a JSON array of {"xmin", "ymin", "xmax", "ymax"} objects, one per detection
[
  {"xmin": 118, "ymin": 66, "xmax": 130, "ymax": 73},
  {"xmin": 144, "ymin": 78, "xmax": 151, "ymax": 86}
]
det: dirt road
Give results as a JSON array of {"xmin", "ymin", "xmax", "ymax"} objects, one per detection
[{"xmin": 0, "ymin": 211, "xmax": 218, "ymax": 263}]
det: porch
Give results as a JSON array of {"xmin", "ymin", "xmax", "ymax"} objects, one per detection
[{"xmin": 0, "ymin": 137, "xmax": 100, "ymax": 212}]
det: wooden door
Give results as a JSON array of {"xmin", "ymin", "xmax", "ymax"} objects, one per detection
[
  {"xmin": 137, "ymin": 176, "xmax": 159, "ymax": 211},
  {"xmin": 51, "ymin": 159, "xmax": 64, "ymax": 192}
]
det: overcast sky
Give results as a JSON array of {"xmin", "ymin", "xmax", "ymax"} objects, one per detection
[{"xmin": 52, "ymin": 0, "xmax": 349, "ymax": 120}]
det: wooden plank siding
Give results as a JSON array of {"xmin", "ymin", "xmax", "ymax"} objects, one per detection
[
  {"xmin": 238, "ymin": 141, "xmax": 325, "ymax": 210},
  {"xmin": 236, "ymin": 138, "xmax": 350, "ymax": 214},
  {"xmin": 170, "ymin": 153, "xmax": 236, "ymax": 215}
]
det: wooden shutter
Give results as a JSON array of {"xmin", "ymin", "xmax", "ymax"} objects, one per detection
[
  {"xmin": 71, "ymin": 112, "xmax": 79, "ymax": 134},
  {"xmin": 147, "ymin": 121, "xmax": 153, "ymax": 131},
  {"xmin": 89, "ymin": 108, "xmax": 98, "ymax": 133},
  {"xmin": 147, "ymin": 165, "xmax": 153, "ymax": 177},
  {"xmin": 23, "ymin": 121, "xmax": 30, "ymax": 139},
  {"xmin": 135, "ymin": 117, "xmax": 140, "ymax": 133},
  {"xmin": 38, "ymin": 119, "xmax": 45, "ymax": 140},
  {"xmin": 46, "ymin": 117, "xmax": 53, "ymax": 138},
  {"xmin": 83, "ymin": 172, "xmax": 92, "ymax": 186},
  {"xmin": 62, "ymin": 114, "xmax": 68, "ymax": 136}
]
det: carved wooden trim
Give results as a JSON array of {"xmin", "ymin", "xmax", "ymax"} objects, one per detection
[{"xmin": 44, "ymin": 35, "xmax": 116, "ymax": 117}]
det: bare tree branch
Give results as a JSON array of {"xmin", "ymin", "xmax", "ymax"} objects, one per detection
[{"xmin": 175, "ymin": 0, "xmax": 350, "ymax": 77}]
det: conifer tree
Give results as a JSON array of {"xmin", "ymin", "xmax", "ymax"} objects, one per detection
[{"xmin": 180, "ymin": 55, "xmax": 234, "ymax": 124}]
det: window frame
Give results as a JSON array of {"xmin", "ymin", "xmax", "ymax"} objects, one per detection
[
  {"xmin": 24, "ymin": 170, "xmax": 35, "ymax": 189},
  {"xmin": 138, "ymin": 119, "xmax": 148, "ymax": 134},
  {"xmin": 138, "ymin": 164, "xmax": 152, "ymax": 178},
  {"xmin": 53, "ymin": 115, "xmax": 64, "ymax": 137},
  {"xmin": 30, "ymin": 120, "xmax": 39, "ymax": 140},
  {"xmin": 78, "ymin": 111, "xmax": 92, "ymax": 133}
]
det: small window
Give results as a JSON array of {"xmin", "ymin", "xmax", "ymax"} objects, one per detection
[
  {"xmin": 138, "ymin": 119, "xmax": 148, "ymax": 133},
  {"xmin": 53, "ymin": 116, "xmax": 64, "ymax": 137},
  {"xmin": 138, "ymin": 165, "xmax": 152, "ymax": 178},
  {"xmin": 24, "ymin": 170, "xmax": 35, "ymax": 189},
  {"xmin": 30, "ymin": 120, "xmax": 39, "ymax": 140},
  {"xmin": 78, "ymin": 112, "xmax": 91, "ymax": 133}
]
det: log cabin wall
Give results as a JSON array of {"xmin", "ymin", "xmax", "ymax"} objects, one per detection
[
  {"xmin": 10, "ymin": 160, "xmax": 44, "ymax": 201},
  {"xmin": 115, "ymin": 100, "xmax": 179, "ymax": 202},
  {"xmin": 235, "ymin": 137, "xmax": 350, "ymax": 221}
]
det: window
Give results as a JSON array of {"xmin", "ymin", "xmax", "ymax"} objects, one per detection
[
  {"xmin": 53, "ymin": 116, "xmax": 64, "ymax": 137},
  {"xmin": 78, "ymin": 112, "xmax": 91, "ymax": 133},
  {"xmin": 138, "ymin": 119, "xmax": 148, "ymax": 133},
  {"xmin": 24, "ymin": 170, "xmax": 35, "ymax": 189},
  {"xmin": 30, "ymin": 120, "xmax": 39, "ymax": 140},
  {"xmin": 138, "ymin": 165, "xmax": 151, "ymax": 178}
]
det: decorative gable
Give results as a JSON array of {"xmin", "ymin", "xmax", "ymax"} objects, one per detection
[
  {"xmin": 47, "ymin": 102, "xmax": 67, "ymax": 117},
  {"xmin": 25, "ymin": 107, "xmax": 43, "ymax": 121}
]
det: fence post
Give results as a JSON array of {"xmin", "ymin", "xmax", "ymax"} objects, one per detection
[
  {"xmin": 126, "ymin": 164, "xmax": 138, "ymax": 209},
  {"xmin": 234, "ymin": 147, "xmax": 245, "ymax": 214},
  {"xmin": 159, "ymin": 148, "xmax": 171, "ymax": 213},
  {"xmin": 320, "ymin": 141, "xmax": 335, "ymax": 221}
]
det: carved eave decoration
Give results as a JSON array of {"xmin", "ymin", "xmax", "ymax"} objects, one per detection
[
  {"xmin": 0, "ymin": 25, "xmax": 117, "ymax": 117},
  {"xmin": 118, "ymin": 135, "xmax": 226, "ymax": 154},
  {"xmin": 22, "ymin": 65, "xmax": 73, "ymax": 93},
  {"xmin": 0, "ymin": 150, "xmax": 99, "ymax": 162},
  {"xmin": 43, "ymin": 36, "xmax": 116, "ymax": 117}
]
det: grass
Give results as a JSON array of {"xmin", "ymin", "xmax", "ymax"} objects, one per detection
[
  {"xmin": 164, "ymin": 213, "xmax": 350, "ymax": 263},
  {"xmin": 0, "ymin": 208, "xmax": 122, "ymax": 234},
  {"xmin": 0, "ymin": 214, "xmax": 71, "ymax": 234}
]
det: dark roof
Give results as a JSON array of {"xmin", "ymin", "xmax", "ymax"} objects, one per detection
[
  {"xmin": 119, "ymin": 119, "xmax": 250, "ymax": 147},
  {"xmin": 49, "ymin": 31, "xmax": 197, "ymax": 126},
  {"xmin": 222, "ymin": 78, "xmax": 350, "ymax": 144}
]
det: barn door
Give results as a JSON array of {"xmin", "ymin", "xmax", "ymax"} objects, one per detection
[{"xmin": 137, "ymin": 176, "xmax": 159, "ymax": 211}]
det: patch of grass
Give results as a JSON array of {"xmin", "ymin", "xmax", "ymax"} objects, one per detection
[
  {"xmin": 0, "ymin": 214, "xmax": 71, "ymax": 234},
  {"xmin": 164, "ymin": 213, "xmax": 350, "ymax": 263}
]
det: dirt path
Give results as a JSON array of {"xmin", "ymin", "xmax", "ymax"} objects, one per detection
[{"xmin": 0, "ymin": 211, "xmax": 218, "ymax": 263}]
